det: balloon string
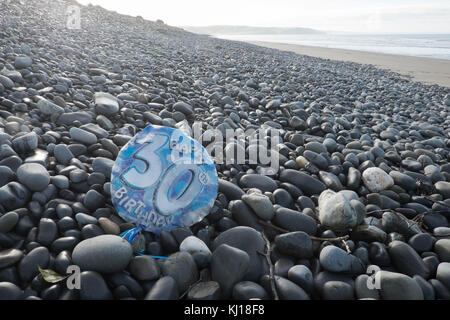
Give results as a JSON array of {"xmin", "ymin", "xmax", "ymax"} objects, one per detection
[
  {"xmin": 119, "ymin": 226, "xmax": 168, "ymax": 259},
  {"xmin": 119, "ymin": 225, "xmax": 143, "ymax": 243}
]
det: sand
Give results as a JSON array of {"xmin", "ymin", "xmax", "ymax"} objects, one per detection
[{"xmin": 246, "ymin": 41, "xmax": 450, "ymax": 88}]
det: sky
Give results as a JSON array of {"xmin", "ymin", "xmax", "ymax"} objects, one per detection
[{"xmin": 76, "ymin": 0, "xmax": 450, "ymax": 34}]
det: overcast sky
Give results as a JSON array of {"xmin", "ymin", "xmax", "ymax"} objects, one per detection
[{"xmin": 76, "ymin": 0, "xmax": 450, "ymax": 34}]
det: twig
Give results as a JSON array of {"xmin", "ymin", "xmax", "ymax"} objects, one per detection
[
  {"xmin": 258, "ymin": 220, "xmax": 351, "ymax": 254},
  {"xmin": 258, "ymin": 219, "xmax": 289, "ymax": 233},
  {"xmin": 178, "ymin": 278, "xmax": 202, "ymax": 300},
  {"xmin": 258, "ymin": 232, "xmax": 279, "ymax": 300},
  {"xmin": 424, "ymin": 196, "xmax": 450, "ymax": 209}
]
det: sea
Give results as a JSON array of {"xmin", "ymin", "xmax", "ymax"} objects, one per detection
[{"xmin": 215, "ymin": 33, "xmax": 450, "ymax": 60}]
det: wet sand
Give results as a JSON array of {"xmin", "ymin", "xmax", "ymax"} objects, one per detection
[{"xmin": 247, "ymin": 41, "xmax": 450, "ymax": 88}]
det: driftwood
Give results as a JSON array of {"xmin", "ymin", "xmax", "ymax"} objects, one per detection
[
  {"xmin": 258, "ymin": 232, "xmax": 279, "ymax": 300},
  {"xmin": 258, "ymin": 219, "xmax": 351, "ymax": 254}
]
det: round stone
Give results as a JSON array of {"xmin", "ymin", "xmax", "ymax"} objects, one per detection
[
  {"xmin": 0, "ymin": 212, "xmax": 19, "ymax": 233},
  {"xmin": 275, "ymin": 231, "xmax": 313, "ymax": 259},
  {"xmin": 70, "ymin": 127, "xmax": 97, "ymax": 145},
  {"xmin": 319, "ymin": 245, "xmax": 353, "ymax": 273},
  {"xmin": 322, "ymin": 281, "xmax": 355, "ymax": 300},
  {"xmin": 241, "ymin": 189, "xmax": 274, "ymax": 220},
  {"xmin": 79, "ymin": 271, "xmax": 113, "ymax": 300},
  {"xmin": 0, "ymin": 249, "xmax": 23, "ymax": 269},
  {"xmin": 287, "ymin": 265, "xmax": 314, "ymax": 293},
  {"xmin": 362, "ymin": 167, "xmax": 394, "ymax": 192},
  {"xmin": 16, "ymin": 163, "xmax": 50, "ymax": 192},
  {"xmin": 180, "ymin": 236, "xmax": 212, "ymax": 257},
  {"xmin": 436, "ymin": 262, "xmax": 450, "ymax": 291},
  {"xmin": 318, "ymin": 189, "xmax": 364, "ymax": 232},
  {"xmin": 434, "ymin": 239, "xmax": 450, "ymax": 262},
  {"xmin": 161, "ymin": 251, "xmax": 199, "ymax": 293},
  {"xmin": 128, "ymin": 255, "xmax": 160, "ymax": 281},
  {"xmin": 378, "ymin": 271, "xmax": 424, "ymax": 300},
  {"xmin": 211, "ymin": 244, "xmax": 250, "ymax": 298},
  {"xmin": 15, "ymin": 56, "xmax": 32, "ymax": 69},
  {"xmin": 72, "ymin": 235, "xmax": 133, "ymax": 273},
  {"xmin": 388, "ymin": 240, "xmax": 430, "ymax": 279},
  {"xmin": 144, "ymin": 276, "xmax": 179, "ymax": 300},
  {"xmin": 232, "ymin": 281, "xmax": 269, "ymax": 300},
  {"xmin": 187, "ymin": 281, "xmax": 221, "ymax": 300},
  {"xmin": 94, "ymin": 92, "xmax": 119, "ymax": 116}
]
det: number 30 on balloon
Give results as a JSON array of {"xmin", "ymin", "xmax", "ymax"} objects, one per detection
[{"xmin": 110, "ymin": 125, "xmax": 218, "ymax": 234}]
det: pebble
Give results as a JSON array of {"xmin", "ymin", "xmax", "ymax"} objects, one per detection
[
  {"xmin": 0, "ymin": 166, "xmax": 14, "ymax": 188},
  {"xmin": 17, "ymin": 163, "xmax": 50, "ymax": 192},
  {"xmin": 429, "ymin": 279, "xmax": 450, "ymax": 299},
  {"xmin": 355, "ymin": 274, "xmax": 380, "ymax": 299},
  {"xmin": 145, "ymin": 276, "xmax": 179, "ymax": 300},
  {"xmin": 241, "ymin": 189, "xmax": 274, "ymax": 220},
  {"xmin": 92, "ymin": 157, "xmax": 114, "ymax": 178},
  {"xmin": 0, "ymin": 249, "xmax": 23, "ymax": 269},
  {"xmin": 232, "ymin": 281, "xmax": 269, "ymax": 300},
  {"xmin": 319, "ymin": 245, "xmax": 361, "ymax": 273},
  {"xmin": 213, "ymin": 226, "xmax": 267, "ymax": 282},
  {"xmin": 0, "ymin": 282, "xmax": 23, "ymax": 300},
  {"xmin": 436, "ymin": 262, "xmax": 450, "ymax": 291},
  {"xmin": 53, "ymin": 144, "xmax": 74, "ymax": 165},
  {"xmin": 94, "ymin": 92, "xmax": 119, "ymax": 116},
  {"xmin": 322, "ymin": 281, "xmax": 355, "ymax": 300},
  {"xmin": 0, "ymin": 212, "xmax": 19, "ymax": 233},
  {"xmin": 180, "ymin": 236, "xmax": 212, "ymax": 257},
  {"xmin": 378, "ymin": 271, "xmax": 424, "ymax": 300},
  {"xmin": 274, "ymin": 231, "xmax": 312, "ymax": 259},
  {"xmin": 362, "ymin": 167, "xmax": 394, "ymax": 192},
  {"xmin": 128, "ymin": 256, "xmax": 160, "ymax": 281},
  {"xmin": 434, "ymin": 239, "xmax": 450, "ymax": 262},
  {"xmin": 389, "ymin": 171, "xmax": 417, "ymax": 191},
  {"xmin": 36, "ymin": 218, "xmax": 58, "ymax": 247},
  {"xmin": 273, "ymin": 207, "xmax": 317, "ymax": 235},
  {"xmin": 413, "ymin": 275, "xmax": 435, "ymax": 300},
  {"xmin": 269, "ymin": 275, "xmax": 310, "ymax": 300},
  {"xmin": 388, "ymin": 241, "xmax": 430, "ymax": 279},
  {"xmin": 98, "ymin": 217, "xmax": 120, "ymax": 235},
  {"xmin": 287, "ymin": 265, "xmax": 314, "ymax": 293},
  {"xmin": 218, "ymin": 179, "xmax": 245, "ymax": 200},
  {"xmin": 70, "ymin": 127, "xmax": 98, "ymax": 145},
  {"xmin": 279, "ymin": 169, "xmax": 326, "ymax": 196},
  {"xmin": 18, "ymin": 247, "xmax": 50, "ymax": 282},
  {"xmin": 37, "ymin": 98, "xmax": 65, "ymax": 115},
  {"xmin": 211, "ymin": 244, "xmax": 249, "ymax": 298},
  {"xmin": 79, "ymin": 271, "xmax": 113, "ymax": 300},
  {"xmin": 15, "ymin": 55, "xmax": 32, "ymax": 69},
  {"xmin": 72, "ymin": 235, "xmax": 133, "ymax": 273},
  {"xmin": 318, "ymin": 189, "xmax": 364, "ymax": 232},
  {"xmin": 161, "ymin": 251, "xmax": 199, "ymax": 293},
  {"xmin": 12, "ymin": 133, "xmax": 38, "ymax": 154},
  {"xmin": 239, "ymin": 174, "xmax": 277, "ymax": 192},
  {"xmin": 83, "ymin": 189, "xmax": 105, "ymax": 211},
  {"xmin": 187, "ymin": 281, "xmax": 221, "ymax": 300},
  {"xmin": 408, "ymin": 233, "xmax": 434, "ymax": 253},
  {"xmin": 435, "ymin": 181, "xmax": 450, "ymax": 199}
]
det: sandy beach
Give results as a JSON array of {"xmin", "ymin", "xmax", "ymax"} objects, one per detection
[{"xmin": 247, "ymin": 41, "xmax": 450, "ymax": 88}]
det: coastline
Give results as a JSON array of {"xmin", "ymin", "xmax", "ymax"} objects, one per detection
[{"xmin": 245, "ymin": 40, "xmax": 450, "ymax": 88}]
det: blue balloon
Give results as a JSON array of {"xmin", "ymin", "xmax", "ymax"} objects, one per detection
[{"xmin": 111, "ymin": 125, "xmax": 218, "ymax": 234}]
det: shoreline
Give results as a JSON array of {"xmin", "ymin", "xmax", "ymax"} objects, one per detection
[{"xmin": 245, "ymin": 40, "xmax": 450, "ymax": 88}]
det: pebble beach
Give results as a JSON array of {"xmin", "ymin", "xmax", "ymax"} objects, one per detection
[{"xmin": 0, "ymin": 0, "xmax": 450, "ymax": 300}]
